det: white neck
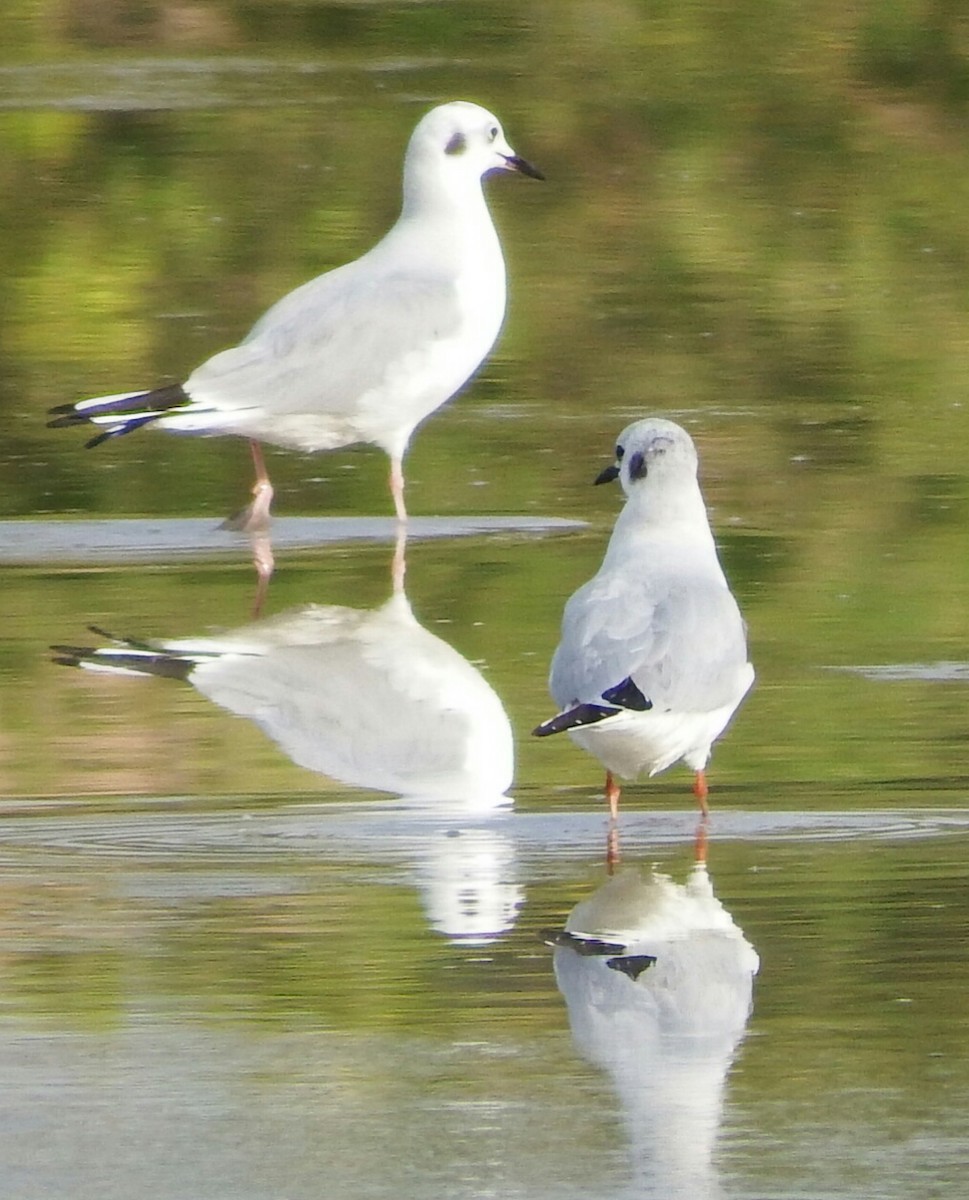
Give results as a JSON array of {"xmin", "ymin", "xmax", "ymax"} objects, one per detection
[{"xmin": 604, "ymin": 481, "xmax": 722, "ymax": 571}]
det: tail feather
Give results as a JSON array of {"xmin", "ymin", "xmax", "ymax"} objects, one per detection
[{"xmin": 48, "ymin": 383, "xmax": 193, "ymax": 445}]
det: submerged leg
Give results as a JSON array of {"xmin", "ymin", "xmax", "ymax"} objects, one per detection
[
  {"xmin": 692, "ymin": 768, "xmax": 710, "ymax": 818},
  {"xmin": 390, "ymin": 454, "xmax": 407, "ymax": 523},
  {"xmin": 604, "ymin": 770, "xmax": 621, "ymax": 821}
]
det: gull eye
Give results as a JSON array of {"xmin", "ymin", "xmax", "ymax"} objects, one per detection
[
  {"xmin": 488, "ymin": 125, "xmax": 499, "ymax": 141},
  {"xmin": 615, "ymin": 444, "xmax": 624, "ymax": 460}
]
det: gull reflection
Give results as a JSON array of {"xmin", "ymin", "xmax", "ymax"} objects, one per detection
[
  {"xmin": 416, "ymin": 826, "xmax": 522, "ymax": 945},
  {"xmin": 52, "ymin": 573, "xmax": 514, "ymax": 806},
  {"xmin": 546, "ymin": 833, "xmax": 758, "ymax": 1199}
]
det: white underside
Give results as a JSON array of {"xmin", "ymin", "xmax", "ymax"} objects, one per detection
[{"xmin": 567, "ymin": 688, "xmax": 750, "ymax": 781}]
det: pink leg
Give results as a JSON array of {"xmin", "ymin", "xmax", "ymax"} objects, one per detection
[
  {"xmin": 219, "ymin": 441, "xmax": 275, "ymax": 614},
  {"xmin": 693, "ymin": 768, "xmax": 710, "ymax": 818},
  {"xmin": 245, "ymin": 441, "xmax": 275, "ymax": 615},
  {"xmin": 246, "ymin": 440, "xmax": 274, "ymax": 529},
  {"xmin": 390, "ymin": 454, "xmax": 407, "ymax": 523},
  {"xmin": 220, "ymin": 440, "xmax": 274, "ymax": 533},
  {"xmin": 605, "ymin": 770, "xmax": 621, "ymax": 821}
]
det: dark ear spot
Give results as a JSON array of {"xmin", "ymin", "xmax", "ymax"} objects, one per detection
[
  {"xmin": 628, "ymin": 450, "xmax": 648, "ymax": 480},
  {"xmin": 445, "ymin": 130, "xmax": 467, "ymax": 156}
]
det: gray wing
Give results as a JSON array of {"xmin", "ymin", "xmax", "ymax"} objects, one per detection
[
  {"xmin": 550, "ymin": 571, "xmax": 750, "ymax": 714},
  {"xmin": 185, "ymin": 263, "xmax": 463, "ymax": 416}
]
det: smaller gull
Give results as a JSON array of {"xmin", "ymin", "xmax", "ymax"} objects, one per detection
[
  {"xmin": 533, "ymin": 418, "xmax": 754, "ymax": 818},
  {"xmin": 48, "ymin": 101, "xmax": 542, "ymax": 533}
]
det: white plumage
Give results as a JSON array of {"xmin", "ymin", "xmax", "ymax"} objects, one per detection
[
  {"xmin": 534, "ymin": 418, "xmax": 754, "ymax": 817},
  {"xmin": 53, "ymin": 590, "xmax": 514, "ymax": 803},
  {"xmin": 49, "ymin": 101, "xmax": 542, "ymax": 522},
  {"xmin": 550, "ymin": 853, "xmax": 759, "ymax": 1198}
]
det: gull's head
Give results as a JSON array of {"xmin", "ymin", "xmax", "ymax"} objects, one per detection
[
  {"xmin": 404, "ymin": 101, "xmax": 544, "ymax": 194},
  {"xmin": 595, "ymin": 418, "xmax": 700, "ymax": 499}
]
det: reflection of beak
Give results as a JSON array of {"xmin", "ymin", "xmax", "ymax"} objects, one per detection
[
  {"xmin": 500, "ymin": 153, "xmax": 545, "ymax": 180},
  {"xmin": 594, "ymin": 463, "xmax": 620, "ymax": 485}
]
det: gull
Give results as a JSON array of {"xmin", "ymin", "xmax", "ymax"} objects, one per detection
[
  {"xmin": 48, "ymin": 100, "xmax": 542, "ymax": 538},
  {"xmin": 533, "ymin": 418, "xmax": 754, "ymax": 818}
]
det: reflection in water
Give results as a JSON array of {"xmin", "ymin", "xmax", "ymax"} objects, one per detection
[
  {"xmin": 417, "ymin": 826, "xmax": 522, "ymax": 945},
  {"xmin": 52, "ymin": 575, "xmax": 514, "ymax": 808},
  {"xmin": 547, "ymin": 835, "xmax": 758, "ymax": 1199}
]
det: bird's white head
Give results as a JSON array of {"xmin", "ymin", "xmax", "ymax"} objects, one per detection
[
  {"xmin": 595, "ymin": 417, "xmax": 700, "ymax": 499},
  {"xmin": 402, "ymin": 101, "xmax": 543, "ymax": 209}
]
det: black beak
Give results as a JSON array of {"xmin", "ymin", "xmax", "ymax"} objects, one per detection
[
  {"xmin": 501, "ymin": 154, "xmax": 545, "ymax": 180},
  {"xmin": 594, "ymin": 463, "xmax": 620, "ymax": 486}
]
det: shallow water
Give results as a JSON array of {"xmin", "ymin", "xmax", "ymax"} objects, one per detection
[
  {"xmin": 2, "ymin": 3, "xmax": 969, "ymax": 1198},
  {"xmin": 0, "ymin": 798, "xmax": 966, "ymax": 1200}
]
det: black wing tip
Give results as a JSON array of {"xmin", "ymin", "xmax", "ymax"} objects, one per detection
[
  {"xmin": 601, "ymin": 676, "xmax": 652, "ymax": 712},
  {"xmin": 606, "ymin": 954, "xmax": 657, "ymax": 981},
  {"xmin": 50, "ymin": 645, "xmax": 93, "ymax": 668},
  {"xmin": 532, "ymin": 702, "xmax": 620, "ymax": 737},
  {"xmin": 84, "ymin": 427, "xmax": 124, "ymax": 449},
  {"xmin": 47, "ymin": 411, "xmax": 87, "ymax": 430},
  {"xmin": 48, "ymin": 383, "xmax": 190, "ymax": 440},
  {"xmin": 540, "ymin": 928, "xmax": 628, "ymax": 955}
]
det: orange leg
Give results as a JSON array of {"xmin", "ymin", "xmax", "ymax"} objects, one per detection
[
  {"xmin": 693, "ymin": 768, "xmax": 710, "ymax": 817},
  {"xmin": 605, "ymin": 770, "xmax": 621, "ymax": 821}
]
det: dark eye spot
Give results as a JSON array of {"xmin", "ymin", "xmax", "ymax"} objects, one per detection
[
  {"xmin": 488, "ymin": 125, "xmax": 499, "ymax": 141},
  {"xmin": 445, "ymin": 131, "xmax": 467, "ymax": 156},
  {"xmin": 615, "ymin": 444, "xmax": 625, "ymax": 460},
  {"xmin": 628, "ymin": 450, "xmax": 647, "ymax": 480}
]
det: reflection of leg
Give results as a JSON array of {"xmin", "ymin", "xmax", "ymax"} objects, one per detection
[
  {"xmin": 250, "ymin": 528, "xmax": 274, "ymax": 619},
  {"xmin": 605, "ymin": 770, "xmax": 621, "ymax": 820},
  {"xmin": 390, "ymin": 454, "xmax": 407, "ymax": 523},
  {"xmin": 605, "ymin": 822, "xmax": 620, "ymax": 873},
  {"xmin": 391, "ymin": 520, "xmax": 407, "ymax": 594},
  {"xmin": 694, "ymin": 813, "xmax": 709, "ymax": 865},
  {"xmin": 693, "ymin": 768, "xmax": 710, "ymax": 817},
  {"xmin": 221, "ymin": 440, "xmax": 274, "ymax": 533}
]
